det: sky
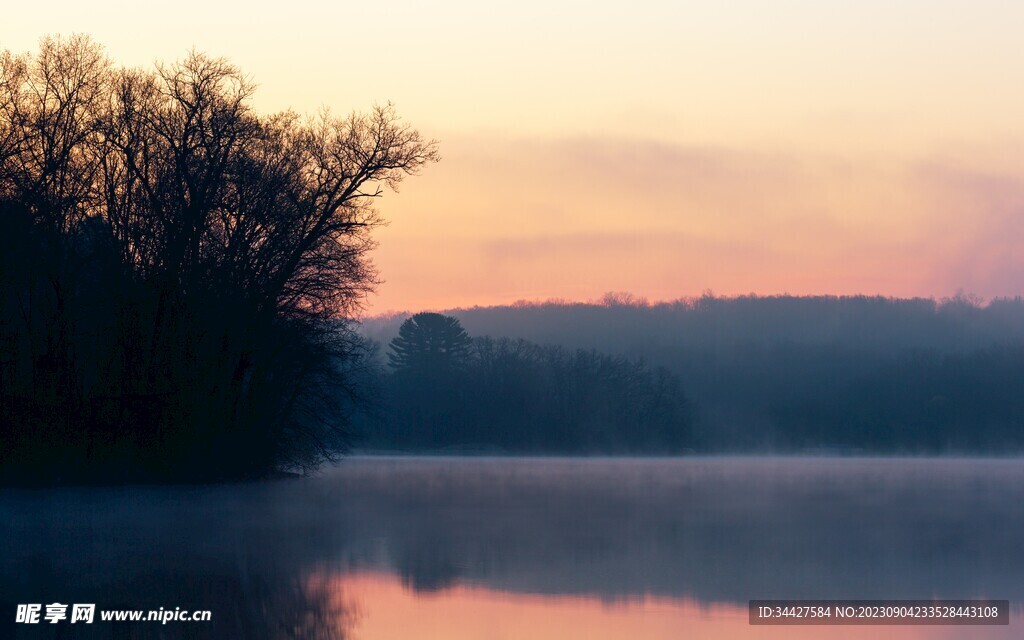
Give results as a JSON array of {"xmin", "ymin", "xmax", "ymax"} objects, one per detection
[{"xmin": 4, "ymin": 1, "xmax": 1024, "ymax": 313}]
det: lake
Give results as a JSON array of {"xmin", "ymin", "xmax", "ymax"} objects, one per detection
[{"xmin": 1, "ymin": 456, "xmax": 1022, "ymax": 638}]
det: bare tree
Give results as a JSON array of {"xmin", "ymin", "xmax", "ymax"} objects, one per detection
[{"xmin": 0, "ymin": 36, "xmax": 438, "ymax": 482}]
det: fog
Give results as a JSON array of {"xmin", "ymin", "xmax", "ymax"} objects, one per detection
[
  {"xmin": 2, "ymin": 457, "xmax": 1022, "ymax": 615},
  {"xmin": 360, "ymin": 296, "xmax": 1024, "ymax": 452}
]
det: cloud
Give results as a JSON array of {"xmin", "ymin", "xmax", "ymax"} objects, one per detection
[
  {"xmin": 913, "ymin": 160, "xmax": 1024, "ymax": 298},
  {"xmin": 370, "ymin": 133, "xmax": 1024, "ymax": 311}
]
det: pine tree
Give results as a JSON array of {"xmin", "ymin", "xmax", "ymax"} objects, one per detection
[{"xmin": 388, "ymin": 313, "xmax": 472, "ymax": 372}]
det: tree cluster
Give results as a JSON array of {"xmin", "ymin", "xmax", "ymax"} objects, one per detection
[
  {"xmin": 363, "ymin": 296, "xmax": 1024, "ymax": 452},
  {"xmin": 359, "ymin": 314, "xmax": 693, "ymax": 452},
  {"xmin": 0, "ymin": 36, "xmax": 437, "ymax": 483}
]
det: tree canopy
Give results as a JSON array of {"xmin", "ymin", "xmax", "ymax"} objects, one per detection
[
  {"xmin": 366, "ymin": 332, "xmax": 694, "ymax": 452},
  {"xmin": 387, "ymin": 313, "xmax": 473, "ymax": 372},
  {"xmin": 0, "ymin": 36, "xmax": 438, "ymax": 483}
]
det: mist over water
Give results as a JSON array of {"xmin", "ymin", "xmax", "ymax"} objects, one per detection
[{"xmin": 1, "ymin": 456, "xmax": 1022, "ymax": 638}]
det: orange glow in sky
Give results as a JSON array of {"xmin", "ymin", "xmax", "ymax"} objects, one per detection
[{"xmin": 4, "ymin": 2, "xmax": 1024, "ymax": 312}]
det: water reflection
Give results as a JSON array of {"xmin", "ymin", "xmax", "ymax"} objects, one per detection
[
  {"xmin": 1, "ymin": 457, "xmax": 1022, "ymax": 638},
  {"xmin": 327, "ymin": 571, "xmax": 1021, "ymax": 640}
]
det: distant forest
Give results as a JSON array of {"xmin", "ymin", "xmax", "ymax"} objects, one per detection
[
  {"xmin": 358, "ymin": 312, "xmax": 692, "ymax": 452},
  {"xmin": 359, "ymin": 294, "xmax": 1024, "ymax": 453}
]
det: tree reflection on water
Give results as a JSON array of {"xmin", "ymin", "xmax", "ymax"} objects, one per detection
[{"xmin": 2, "ymin": 456, "xmax": 1023, "ymax": 638}]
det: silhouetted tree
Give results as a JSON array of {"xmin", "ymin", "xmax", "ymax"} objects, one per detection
[
  {"xmin": 0, "ymin": 36, "xmax": 438, "ymax": 483},
  {"xmin": 387, "ymin": 313, "xmax": 472, "ymax": 372},
  {"xmin": 364, "ymin": 335, "xmax": 693, "ymax": 452}
]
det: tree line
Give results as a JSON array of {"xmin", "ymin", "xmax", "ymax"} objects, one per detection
[
  {"xmin": 363, "ymin": 292, "xmax": 1024, "ymax": 355},
  {"xmin": 0, "ymin": 36, "xmax": 436, "ymax": 483},
  {"xmin": 362, "ymin": 297, "xmax": 1024, "ymax": 453},
  {"xmin": 357, "ymin": 313, "xmax": 694, "ymax": 452}
]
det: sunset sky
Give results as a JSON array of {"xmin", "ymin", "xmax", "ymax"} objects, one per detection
[{"xmin": 4, "ymin": 2, "xmax": 1024, "ymax": 313}]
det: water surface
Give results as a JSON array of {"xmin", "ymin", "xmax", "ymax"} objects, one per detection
[{"xmin": 1, "ymin": 456, "xmax": 1022, "ymax": 638}]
